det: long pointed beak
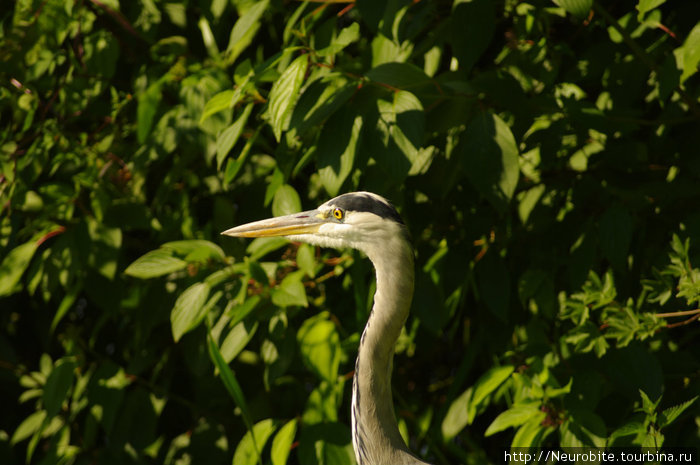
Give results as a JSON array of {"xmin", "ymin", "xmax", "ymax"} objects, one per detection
[{"xmin": 221, "ymin": 209, "xmax": 327, "ymax": 238}]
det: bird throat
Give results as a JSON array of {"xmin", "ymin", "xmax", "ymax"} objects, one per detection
[{"xmin": 351, "ymin": 242, "xmax": 426, "ymax": 465}]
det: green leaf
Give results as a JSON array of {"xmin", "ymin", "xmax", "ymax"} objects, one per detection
[
  {"xmin": 371, "ymin": 33, "xmax": 413, "ymax": 66},
  {"xmin": 560, "ymin": 410, "xmax": 607, "ymax": 447},
  {"xmin": 43, "ymin": 357, "xmax": 77, "ymax": 417},
  {"xmin": 50, "ymin": 283, "xmax": 80, "ymax": 333},
  {"xmin": 485, "ymin": 402, "xmax": 543, "ymax": 436},
  {"xmin": 198, "ymin": 16, "xmax": 220, "ymax": 59},
  {"xmin": 609, "ymin": 421, "xmax": 645, "ymax": 442},
  {"xmin": 124, "ymin": 248, "xmax": 188, "ymax": 279},
  {"xmin": 206, "ymin": 331, "xmax": 257, "ymax": 459},
  {"xmin": 0, "ymin": 239, "xmax": 39, "ymax": 297},
  {"xmin": 171, "ymin": 282, "xmax": 211, "ymax": 342},
  {"xmin": 316, "ymin": 23, "xmax": 360, "ymax": 57},
  {"xmin": 200, "ymin": 90, "xmax": 235, "ymax": 124},
  {"xmin": 554, "ymin": 0, "xmax": 593, "ymax": 19},
  {"xmin": 87, "ymin": 218, "xmax": 122, "ymax": 280},
  {"xmin": 225, "ymin": 125, "xmax": 260, "ymax": 186},
  {"xmin": 233, "ymin": 419, "xmax": 277, "ymax": 465},
  {"xmin": 317, "ymin": 112, "xmax": 362, "ymax": 196},
  {"xmin": 450, "ymin": 0, "xmax": 496, "ymax": 72},
  {"xmin": 164, "ymin": 240, "xmax": 226, "ymax": 261},
  {"xmin": 220, "ymin": 320, "xmax": 259, "ymax": 363},
  {"xmin": 375, "ymin": 90, "xmax": 424, "ymax": 171},
  {"xmin": 229, "ymin": 295, "xmax": 262, "ymax": 327},
  {"xmin": 467, "ymin": 365, "xmax": 515, "ymax": 423},
  {"xmin": 637, "ymin": 0, "xmax": 666, "ymax": 21},
  {"xmin": 297, "ymin": 312, "xmax": 341, "ymax": 383},
  {"xmin": 366, "ymin": 62, "xmax": 432, "ymax": 89},
  {"xmin": 137, "ymin": 81, "xmax": 162, "ymax": 143},
  {"xmin": 297, "ymin": 422, "xmax": 354, "ymax": 465},
  {"xmin": 272, "ymin": 184, "xmax": 302, "ymax": 217},
  {"xmin": 267, "ymin": 54, "xmax": 309, "ymax": 141},
  {"xmin": 247, "ymin": 237, "xmax": 289, "ymax": 261},
  {"xmin": 288, "ymin": 74, "xmax": 356, "ymax": 137},
  {"xmin": 511, "ymin": 415, "xmax": 549, "ymax": 447},
  {"xmin": 458, "ymin": 111, "xmax": 520, "ymax": 213},
  {"xmin": 217, "ymin": 102, "xmax": 254, "ymax": 169},
  {"xmin": 271, "ymin": 418, "xmax": 298, "ymax": 465},
  {"xmin": 674, "ymin": 22, "xmax": 700, "ymax": 84},
  {"xmin": 659, "ymin": 396, "xmax": 697, "ymax": 428},
  {"xmin": 272, "ymin": 271, "xmax": 308, "ymax": 308},
  {"xmin": 225, "ymin": 0, "xmax": 270, "ymax": 66},
  {"xmin": 363, "ymin": 89, "xmax": 425, "ymax": 185},
  {"xmin": 11, "ymin": 410, "xmax": 46, "ymax": 444},
  {"xmin": 296, "ymin": 243, "xmax": 316, "ymax": 278},
  {"xmin": 441, "ymin": 386, "xmax": 473, "ymax": 440}
]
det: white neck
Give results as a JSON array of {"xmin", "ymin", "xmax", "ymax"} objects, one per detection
[{"xmin": 351, "ymin": 234, "xmax": 429, "ymax": 465}]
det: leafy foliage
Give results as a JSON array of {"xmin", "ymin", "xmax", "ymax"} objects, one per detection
[{"xmin": 2, "ymin": 0, "xmax": 700, "ymax": 464}]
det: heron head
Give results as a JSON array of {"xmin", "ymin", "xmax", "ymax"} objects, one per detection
[{"xmin": 222, "ymin": 192, "xmax": 408, "ymax": 256}]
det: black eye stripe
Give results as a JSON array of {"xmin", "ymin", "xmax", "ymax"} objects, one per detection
[{"xmin": 330, "ymin": 194, "xmax": 404, "ymax": 224}]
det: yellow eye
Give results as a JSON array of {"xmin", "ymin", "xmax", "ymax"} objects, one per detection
[{"xmin": 332, "ymin": 208, "xmax": 344, "ymax": 220}]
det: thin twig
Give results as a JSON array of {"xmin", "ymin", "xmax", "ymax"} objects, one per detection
[
  {"xmin": 655, "ymin": 308, "xmax": 700, "ymax": 318},
  {"xmin": 666, "ymin": 313, "xmax": 700, "ymax": 328}
]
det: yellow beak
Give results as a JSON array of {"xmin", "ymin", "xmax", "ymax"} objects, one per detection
[{"xmin": 221, "ymin": 210, "xmax": 327, "ymax": 238}]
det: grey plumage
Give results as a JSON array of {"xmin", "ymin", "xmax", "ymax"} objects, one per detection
[{"xmin": 222, "ymin": 192, "xmax": 432, "ymax": 465}]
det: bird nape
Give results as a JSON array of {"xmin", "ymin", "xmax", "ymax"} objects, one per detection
[{"xmin": 222, "ymin": 192, "xmax": 432, "ymax": 465}]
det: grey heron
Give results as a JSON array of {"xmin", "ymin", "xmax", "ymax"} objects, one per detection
[{"xmin": 222, "ymin": 191, "xmax": 432, "ymax": 465}]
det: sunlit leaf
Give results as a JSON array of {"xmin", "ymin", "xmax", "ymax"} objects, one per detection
[
  {"xmin": 272, "ymin": 271, "xmax": 308, "ymax": 308},
  {"xmin": 225, "ymin": 0, "xmax": 270, "ymax": 65},
  {"xmin": 554, "ymin": 0, "xmax": 593, "ymax": 18},
  {"xmin": 0, "ymin": 239, "xmax": 39, "ymax": 297},
  {"xmin": 485, "ymin": 402, "xmax": 542, "ymax": 436},
  {"xmin": 233, "ymin": 419, "xmax": 277, "ymax": 465},
  {"xmin": 441, "ymin": 386, "xmax": 473, "ymax": 440},
  {"xmin": 659, "ymin": 395, "xmax": 697, "ymax": 428},
  {"xmin": 200, "ymin": 90, "xmax": 235, "ymax": 123},
  {"xmin": 296, "ymin": 243, "xmax": 316, "ymax": 278},
  {"xmin": 297, "ymin": 312, "xmax": 340, "ymax": 383},
  {"xmin": 220, "ymin": 320, "xmax": 259, "ymax": 363},
  {"xmin": 11, "ymin": 410, "xmax": 46, "ymax": 444},
  {"xmin": 171, "ymin": 282, "xmax": 211, "ymax": 342},
  {"xmin": 674, "ymin": 22, "xmax": 700, "ymax": 84},
  {"xmin": 467, "ymin": 365, "xmax": 515, "ymax": 423},
  {"xmin": 267, "ymin": 54, "xmax": 309, "ymax": 141},
  {"xmin": 636, "ymin": 0, "xmax": 666, "ymax": 21},
  {"xmin": 125, "ymin": 248, "xmax": 188, "ymax": 279},
  {"xmin": 272, "ymin": 184, "xmax": 302, "ymax": 217},
  {"xmin": 165, "ymin": 240, "xmax": 226, "ymax": 261},
  {"xmin": 271, "ymin": 418, "xmax": 298, "ymax": 465},
  {"xmin": 511, "ymin": 415, "xmax": 549, "ymax": 447},
  {"xmin": 217, "ymin": 102, "xmax": 254, "ymax": 168},
  {"xmin": 316, "ymin": 23, "xmax": 360, "ymax": 57}
]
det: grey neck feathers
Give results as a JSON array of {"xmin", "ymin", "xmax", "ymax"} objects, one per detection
[{"xmin": 351, "ymin": 234, "xmax": 431, "ymax": 465}]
